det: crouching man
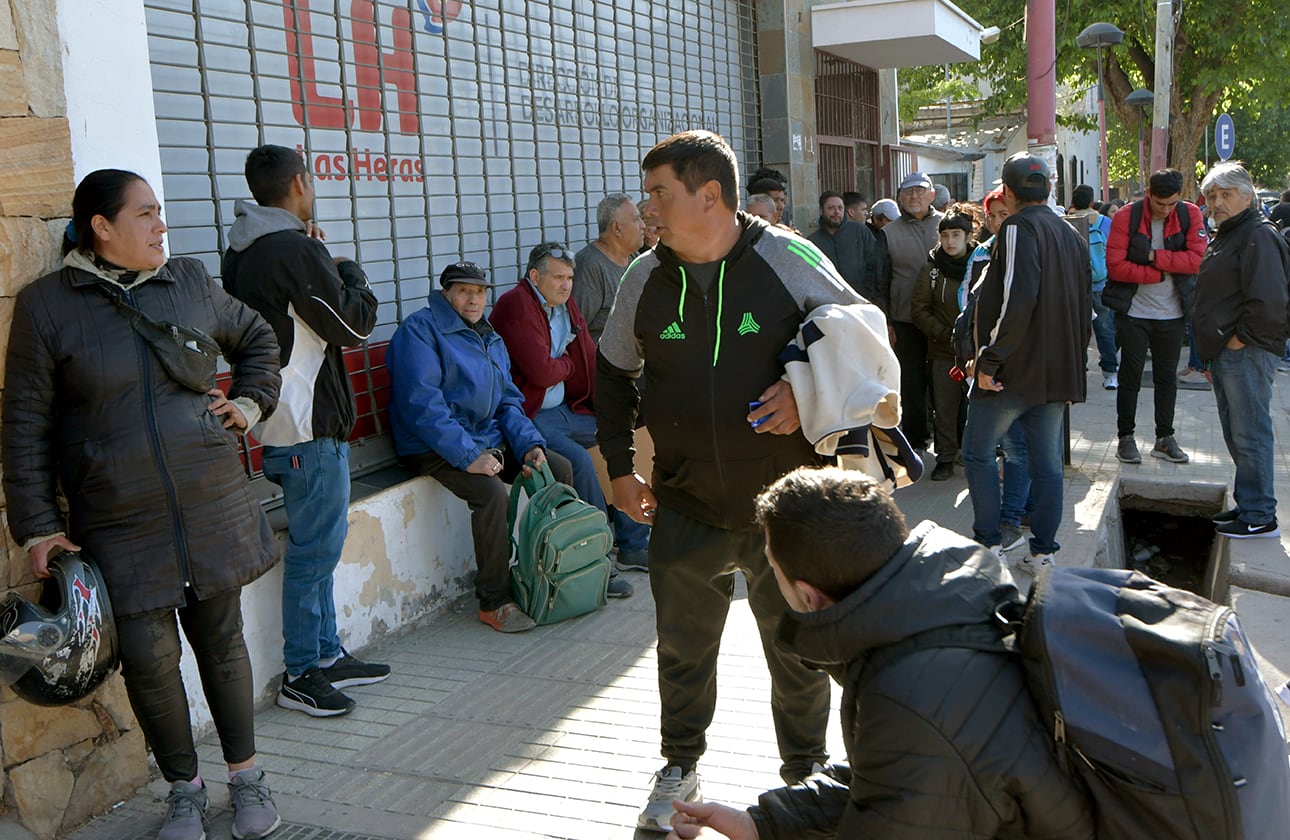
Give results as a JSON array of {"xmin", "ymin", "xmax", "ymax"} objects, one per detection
[{"xmin": 667, "ymin": 467, "xmax": 1093, "ymax": 839}]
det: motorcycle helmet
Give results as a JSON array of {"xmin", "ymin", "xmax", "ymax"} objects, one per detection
[{"xmin": 0, "ymin": 551, "xmax": 118, "ymax": 706}]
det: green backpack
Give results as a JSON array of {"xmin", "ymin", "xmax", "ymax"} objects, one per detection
[{"xmin": 507, "ymin": 462, "xmax": 612, "ymax": 625}]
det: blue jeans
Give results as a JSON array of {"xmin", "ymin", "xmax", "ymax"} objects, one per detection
[
  {"xmin": 963, "ymin": 396, "xmax": 1065, "ymax": 555},
  {"xmin": 1211, "ymin": 346, "xmax": 1278, "ymax": 525},
  {"xmin": 533, "ymin": 404, "xmax": 651, "ymax": 552},
  {"xmin": 262, "ymin": 438, "xmax": 351, "ymax": 676},
  {"xmin": 999, "ymin": 421, "xmax": 1032, "ymax": 527},
  {"xmin": 1090, "ymin": 288, "xmax": 1118, "ymax": 373}
]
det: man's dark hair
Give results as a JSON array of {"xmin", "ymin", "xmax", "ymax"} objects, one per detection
[
  {"xmin": 245, "ymin": 144, "xmax": 308, "ymax": 206},
  {"xmin": 1148, "ymin": 168, "xmax": 1184, "ymax": 199},
  {"xmin": 1280, "ymin": 190, "xmax": 1290, "ymax": 204},
  {"xmin": 754, "ymin": 467, "xmax": 909, "ymax": 601},
  {"xmin": 747, "ymin": 166, "xmax": 787, "ymax": 195},
  {"xmin": 643, "ymin": 131, "xmax": 740, "ymax": 212},
  {"xmin": 1071, "ymin": 184, "xmax": 1095, "ymax": 210},
  {"xmin": 843, "ymin": 191, "xmax": 864, "ymax": 209},
  {"xmin": 818, "ymin": 190, "xmax": 843, "ymax": 210}
]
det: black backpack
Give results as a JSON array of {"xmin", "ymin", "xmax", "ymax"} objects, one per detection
[{"xmin": 874, "ymin": 566, "xmax": 1290, "ymax": 838}]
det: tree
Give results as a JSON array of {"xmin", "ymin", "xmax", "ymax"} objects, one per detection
[{"xmin": 899, "ymin": 0, "xmax": 1290, "ymax": 197}]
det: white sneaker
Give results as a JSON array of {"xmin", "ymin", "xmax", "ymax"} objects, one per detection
[
  {"xmin": 638, "ymin": 765, "xmax": 701, "ymax": 832},
  {"xmin": 1017, "ymin": 553, "xmax": 1055, "ymax": 576},
  {"xmin": 1103, "ymin": 372, "xmax": 1118, "ymax": 390}
]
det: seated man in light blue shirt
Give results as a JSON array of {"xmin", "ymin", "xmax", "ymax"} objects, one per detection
[{"xmin": 493, "ymin": 243, "xmax": 650, "ymax": 583}]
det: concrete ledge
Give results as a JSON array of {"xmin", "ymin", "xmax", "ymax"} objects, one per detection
[{"xmin": 178, "ymin": 474, "xmax": 478, "ymax": 730}]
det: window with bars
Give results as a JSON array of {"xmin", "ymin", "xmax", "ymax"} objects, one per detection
[{"xmin": 145, "ymin": 0, "xmax": 762, "ymax": 488}]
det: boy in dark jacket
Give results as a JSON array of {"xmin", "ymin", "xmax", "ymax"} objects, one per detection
[
  {"xmin": 911, "ymin": 206, "xmax": 978, "ymax": 481},
  {"xmin": 666, "ymin": 467, "xmax": 1094, "ymax": 840}
]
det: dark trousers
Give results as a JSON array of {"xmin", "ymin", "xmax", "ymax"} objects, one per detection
[
  {"xmin": 929, "ymin": 359, "xmax": 967, "ymax": 463},
  {"xmin": 893, "ymin": 321, "xmax": 930, "ymax": 449},
  {"xmin": 648, "ymin": 506, "xmax": 831, "ymax": 782},
  {"xmin": 405, "ymin": 448, "xmax": 573, "ymax": 611},
  {"xmin": 117, "ymin": 588, "xmax": 255, "ymax": 782},
  {"xmin": 1114, "ymin": 314, "xmax": 1185, "ymax": 439}
]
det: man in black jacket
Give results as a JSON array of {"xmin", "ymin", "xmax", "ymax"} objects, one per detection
[
  {"xmin": 1194, "ymin": 162, "xmax": 1290, "ymax": 539},
  {"xmin": 960, "ymin": 152, "xmax": 1090, "ymax": 575},
  {"xmin": 665, "ymin": 467, "xmax": 1094, "ymax": 840},
  {"xmin": 806, "ymin": 190, "xmax": 880, "ymax": 303},
  {"xmin": 597, "ymin": 130, "xmax": 861, "ymax": 832},
  {"xmin": 223, "ymin": 145, "xmax": 388, "ymax": 718}
]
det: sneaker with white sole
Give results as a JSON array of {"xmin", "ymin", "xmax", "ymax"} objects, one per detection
[
  {"xmin": 999, "ymin": 522, "xmax": 1026, "ymax": 552},
  {"xmin": 1017, "ymin": 553, "xmax": 1054, "ymax": 576},
  {"xmin": 638, "ymin": 765, "xmax": 700, "ymax": 832},
  {"xmin": 1103, "ymin": 371, "xmax": 1118, "ymax": 390},
  {"xmin": 158, "ymin": 780, "xmax": 208, "ymax": 840},
  {"xmin": 1176, "ymin": 367, "xmax": 1212, "ymax": 390},
  {"xmin": 1211, "ymin": 508, "xmax": 1241, "ymax": 525},
  {"xmin": 322, "ymin": 648, "xmax": 390, "ymax": 689},
  {"xmin": 1150, "ymin": 435, "xmax": 1189, "ymax": 464},
  {"xmin": 1216, "ymin": 518, "xmax": 1280, "ymax": 540},
  {"xmin": 228, "ymin": 766, "xmax": 281, "ymax": 840},
  {"xmin": 277, "ymin": 669, "xmax": 355, "ymax": 717},
  {"xmin": 1116, "ymin": 435, "xmax": 1141, "ymax": 464}
]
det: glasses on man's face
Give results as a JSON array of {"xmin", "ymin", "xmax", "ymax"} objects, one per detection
[{"xmin": 902, "ymin": 186, "xmax": 930, "ymax": 196}]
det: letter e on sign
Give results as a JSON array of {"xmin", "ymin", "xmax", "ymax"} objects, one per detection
[{"xmin": 1215, "ymin": 113, "xmax": 1235, "ymax": 161}]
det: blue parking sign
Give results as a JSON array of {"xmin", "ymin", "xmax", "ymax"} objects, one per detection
[{"xmin": 1215, "ymin": 114, "xmax": 1235, "ymax": 161}]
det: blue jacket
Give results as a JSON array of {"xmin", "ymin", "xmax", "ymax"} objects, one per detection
[{"xmin": 388, "ymin": 292, "xmax": 545, "ymax": 467}]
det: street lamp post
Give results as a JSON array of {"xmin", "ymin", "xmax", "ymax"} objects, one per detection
[
  {"xmin": 1126, "ymin": 88, "xmax": 1154, "ymax": 191},
  {"xmin": 1077, "ymin": 23, "xmax": 1125, "ymax": 203}
]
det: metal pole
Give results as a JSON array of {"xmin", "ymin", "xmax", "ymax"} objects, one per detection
[
  {"xmin": 1026, "ymin": 0, "xmax": 1058, "ymax": 206},
  {"xmin": 1137, "ymin": 109, "xmax": 1146, "ymax": 189},
  {"xmin": 1149, "ymin": 0, "xmax": 1173, "ymax": 172},
  {"xmin": 1097, "ymin": 49, "xmax": 1109, "ymax": 202}
]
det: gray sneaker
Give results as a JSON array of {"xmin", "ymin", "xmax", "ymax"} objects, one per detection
[
  {"xmin": 229, "ymin": 766, "xmax": 281, "ymax": 840},
  {"xmin": 158, "ymin": 780, "xmax": 207, "ymax": 840},
  {"xmin": 999, "ymin": 522, "xmax": 1026, "ymax": 552},
  {"xmin": 638, "ymin": 765, "xmax": 700, "ymax": 832},
  {"xmin": 1151, "ymin": 435, "xmax": 1189, "ymax": 464},
  {"xmin": 1116, "ymin": 435, "xmax": 1141, "ymax": 464}
]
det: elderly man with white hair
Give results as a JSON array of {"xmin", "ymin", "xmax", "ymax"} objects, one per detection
[{"xmin": 1193, "ymin": 161, "xmax": 1290, "ymax": 540}]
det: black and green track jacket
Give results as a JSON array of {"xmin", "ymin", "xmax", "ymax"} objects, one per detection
[{"xmin": 595, "ymin": 212, "xmax": 863, "ymax": 532}]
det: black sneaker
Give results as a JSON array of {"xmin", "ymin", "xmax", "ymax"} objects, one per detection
[
  {"xmin": 277, "ymin": 668, "xmax": 356, "ymax": 717},
  {"xmin": 930, "ymin": 461, "xmax": 955, "ymax": 481},
  {"xmin": 1116, "ymin": 436, "xmax": 1141, "ymax": 464},
  {"xmin": 607, "ymin": 571, "xmax": 633, "ymax": 599},
  {"xmin": 322, "ymin": 648, "xmax": 391, "ymax": 689},
  {"xmin": 1150, "ymin": 435, "xmax": 1189, "ymax": 464},
  {"xmin": 1212, "ymin": 508, "xmax": 1241, "ymax": 525},
  {"xmin": 1216, "ymin": 518, "xmax": 1280, "ymax": 540}
]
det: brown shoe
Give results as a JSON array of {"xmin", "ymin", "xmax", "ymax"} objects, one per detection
[{"xmin": 478, "ymin": 602, "xmax": 536, "ymax": 633}]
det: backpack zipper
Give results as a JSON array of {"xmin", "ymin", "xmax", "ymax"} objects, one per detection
[{"xmin": 1201, "ymin": 608, "xmax": 1242, "ymax": 838}]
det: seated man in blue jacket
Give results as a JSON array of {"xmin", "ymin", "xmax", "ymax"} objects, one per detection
[{"xmin": 388, "ymin": 261, "xmax": 576, "ymax": 633}]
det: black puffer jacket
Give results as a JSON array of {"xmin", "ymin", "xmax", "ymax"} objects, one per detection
[
  {"xmin": 749, "ymin": 523, "xmax": 1094, "ymax": 839},
  {"xmin": 1192, "ymin": 207, "xmax": 1290, "ymax": 360},
  {"xmin": 2, "ymin": 257, "xmax": 282, "ymax": 616}
]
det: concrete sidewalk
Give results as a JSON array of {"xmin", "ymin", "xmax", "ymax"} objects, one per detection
[{"xmin": 65, "ymin": 366, "xmax": 1290, "ymax": 840}]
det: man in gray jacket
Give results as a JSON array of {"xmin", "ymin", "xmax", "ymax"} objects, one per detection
[
  {"xmin": 880, "ymin": 172, "xmax": 943, "ymax": 451},
  {"xmin": 665, "ymin": 467, "xmax": 1093, "ymax": 840},
  {"xmin": 806, "ymin": 190, "xmax": 880, "ymax": 304}
]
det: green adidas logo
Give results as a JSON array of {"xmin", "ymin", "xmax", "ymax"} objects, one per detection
[
  {"xmin": 659, "ymin": 321, "xmax": 686, "ymax": 340},
  {"xmin": 738, "ymin": 312, "xmax": 760, "ymax": 335}
]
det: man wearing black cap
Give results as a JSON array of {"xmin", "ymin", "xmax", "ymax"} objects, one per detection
[
  {"xmin": 224, "ymin": 144, "xmax": 388, "ymax": 719},
  {"xmin": 960, "ymin": 152, "xmax": 1091, "ymax": 576},
  {"xmin": 387, "ymin": 262, "xmax": 579, "ymax": 633},
  {"xmin": 882, "ymin": 172, "xmax": 944, "ymax": 452}
]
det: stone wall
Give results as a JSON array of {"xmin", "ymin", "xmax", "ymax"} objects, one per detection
[{"xmin": 0, "ymin": 1, "xmax": 151, "ymax": 836}]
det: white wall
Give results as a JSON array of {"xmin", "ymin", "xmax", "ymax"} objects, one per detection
[{"xmin": 56, "ymin": 0, "xmax": 165, "ymax": 205}]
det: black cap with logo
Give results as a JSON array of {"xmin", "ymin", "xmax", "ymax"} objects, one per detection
[{"xmin": 439, "ymin": 261, "xmax": 496, "ymax": 288}]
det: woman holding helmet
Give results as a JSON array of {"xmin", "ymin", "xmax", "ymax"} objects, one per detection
[{"xmin": 2, "ymin": 169, "xmax": 283, "ymax": 840}]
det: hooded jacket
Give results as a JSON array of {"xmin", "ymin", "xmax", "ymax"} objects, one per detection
[
  {"xmin": 596, "ymin": 213, "xmax": 863, "ymax": 532},
  {"xmin": 387, "ymin": 292, "xmax": 545, "ymax": 468},
  {"xmin": 1104, "ymin": 199, "xmax": 1205, "ymax": 316},
  {"xmin": 222, "ymin": 200, "xmax": 377, "ymax": 445},
  {"xmin": 1192, "ymin": 206, "xmax": 1290, "ymax": 360},
  {"xmin": 491, "ymin": 279, "xmax": 597, "ymax": 419},
  {"xmin": 3, "ymin": 256, "xmax": 281, "ymax": 616},
  {"xmin": 912, "ymin": 242, "xmax": 975, "ymax": 360},
  {"xmin": 748, "ymin": 523, "xmax": 1094, "ymax": 839},
  {"xmin": 973, "ymin": 205, "xmax": 1092, "ymax": 406}
]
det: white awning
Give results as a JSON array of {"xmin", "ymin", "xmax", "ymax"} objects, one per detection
[{"xmin": 812, "ymin": 0, "xmax": 986, "ymax": 69}]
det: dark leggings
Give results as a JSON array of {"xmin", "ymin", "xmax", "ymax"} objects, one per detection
[{"xmin": 116, "ymin": 588, "xmax": 255, "ymax": 782}]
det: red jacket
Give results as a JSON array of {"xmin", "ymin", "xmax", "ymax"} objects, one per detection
[
  {"xmin": 1106, "ymin": 199, "xmax": 1206, "ymax": 285},
  {"xmin": 490, "ymin": 280, "xmax": 597, "ymax": 419}
]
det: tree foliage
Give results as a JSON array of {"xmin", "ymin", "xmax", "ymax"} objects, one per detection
[{"xmin": 898, "ymin": 0, "xmax": 1290, "ymax": 196}]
